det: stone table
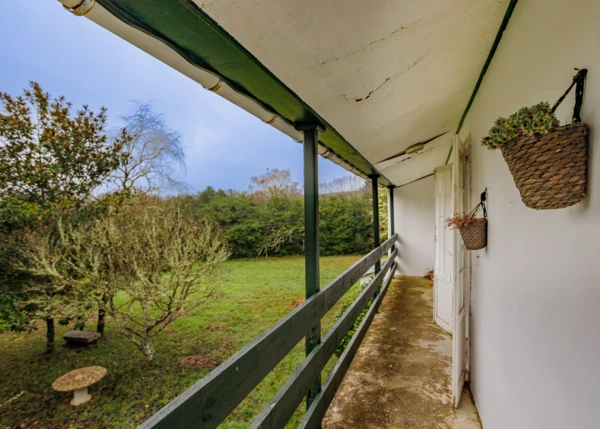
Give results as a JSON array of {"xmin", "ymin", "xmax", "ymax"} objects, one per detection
[
  {"xmin": 52, "ymin": 366, "xmax": 106, "ymax": 406},
  {"xmin": 63, "ymin": 331, "xmax": 101, "ymax": 346}
]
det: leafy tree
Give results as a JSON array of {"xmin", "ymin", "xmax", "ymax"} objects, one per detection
[
  {"xmin": 0, "ymin": 82, "xmax": 129, "ymax": 351},
  {"xmin": 183, "ymin": 181, "xmax": 379, "ymax": 259},
  {"xmin": 185, "ymin": 190, "xmax": 264, "ymax": 259},
  {"xmin": 257, "ymin": 195, "xmax": 304, "ymax": 257},
  {"xmin": 0, "ymin": 82, "xmax": 129, "ymax": 211},
  {"xmin": 21, "ymin": 203, "xmax": 229, "ymax": 361},
  {"xmin": 320, "ymin": 193, "xmax": 373, "ymax": 255},
  {"xmin": 0, "ymin": 292, "xmax": 33, "ymax": 334},
  {"xmin": 378, "ymin": 187, "xmax": 389, "ymax": 241}
]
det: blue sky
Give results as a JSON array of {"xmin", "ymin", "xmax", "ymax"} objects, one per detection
[{"xmin": 0, "ymin": 1, "xmax": 349, "ymax": 193}]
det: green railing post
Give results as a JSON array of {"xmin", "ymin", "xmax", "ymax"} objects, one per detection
[
  {"xmin": 296, "ymin": 122, "xmax": 324, "ymax": 409},
  {"xmin": 369, "ymin": 174, "xmax": 381, "ymax": 274}
]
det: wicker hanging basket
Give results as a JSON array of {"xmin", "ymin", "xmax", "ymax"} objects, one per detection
[
  {"xmin": 500, "ymin": 123, "xmax": 589, "ymax": 210},
  {"xmin": 446, "ymin": 190, "xmax": 488, "ymax": 251},
  {"xmin": 458, "ymin": 218, "xmax": 488, "ymax": 251},
  {"xmin": 498, "ymin": 69, "xmax": 589, "ymax": 210}
]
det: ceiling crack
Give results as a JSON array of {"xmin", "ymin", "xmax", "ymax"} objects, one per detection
[
  {"xmin": 322, "ymin": 18, "xmax": 424, "ymax": 66},
  {"xmin": 354, "ymin": 58, "xmax": 423, "ymax": 102}
]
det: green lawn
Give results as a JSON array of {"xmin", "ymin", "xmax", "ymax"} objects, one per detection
[{"xmin": 0, "ymin": 255, "xmax": 361, "ymax": 429}]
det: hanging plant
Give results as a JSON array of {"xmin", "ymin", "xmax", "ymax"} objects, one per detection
[
  {"xmin": 481, "ymin": 69, "xmax": 589, "ymax": 210},
  {"xmin": 481, "ymin": 102, "xmax": 559, "ymax": 150},
  {"xmin": 446, "ymin": 191, "xmax": 488, "ymax": 251},
  {"xmin": 445, "ymin": 211, "xmax": 478, "ymax": 230}
]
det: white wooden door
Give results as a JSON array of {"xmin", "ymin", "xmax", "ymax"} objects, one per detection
[
  {"xmin": 433, "ymin": 165, "xmax": 453, "ymax": 334},
  {"xmin": 452, "ymin": 134, "xmax": 469, "ymax": 408}
]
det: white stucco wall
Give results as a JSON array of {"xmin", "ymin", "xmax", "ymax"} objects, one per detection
[
  {"xmin": 459, "ymin": 1, "xmax": 600, "ymax": 428},
  {"xmin": 392, "ymin": 176, "xmax": 435, "ymax": 276}
]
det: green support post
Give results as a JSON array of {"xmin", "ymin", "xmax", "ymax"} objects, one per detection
[
  {"xmin": 369, "ymin": 174, "xmax": 381, "ymax": 274},
  {"xmin": 388, "ymin": 186, "xmax": 395, "ymax": 236},
  {"xmin": 296, "ymin": 122, "xmax": 324, "ymax": 409}
]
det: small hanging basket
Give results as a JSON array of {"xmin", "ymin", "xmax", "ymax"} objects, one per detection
[
  {"xmin": 446, "ymin": 190, "xmax": 488, "ymax": 251},
  {"xmin": 458, "ymin": 218, "xmax": 488, "ymax": 250},
  {"xmin": 492, "ymin": 69, "xmax": 589, "ymax": 210}
]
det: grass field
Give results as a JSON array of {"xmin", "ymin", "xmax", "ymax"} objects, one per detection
[{"xmin": 0, "ymin": 255, "xmax": 361, "ymax": 429}]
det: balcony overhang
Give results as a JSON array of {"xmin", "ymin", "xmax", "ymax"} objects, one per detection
[{"xmin": 64, "ymin": 0, "xmax": 515, "ymax": 187}]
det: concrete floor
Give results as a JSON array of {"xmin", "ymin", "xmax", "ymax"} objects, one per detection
[{"xmin": 323, "ymin": 276, "xmax": 481, "ymax": 429}]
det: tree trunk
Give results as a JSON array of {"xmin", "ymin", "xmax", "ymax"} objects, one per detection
[
  {"xmin": 119, "ymin": 327, "xmax": 155, "ymax": 361},
  {"xmin": 45, "ymin": 317, "xmax": 55, "ymax": 353},
  {"xmin": 96, "ymin": 294, "xmax": 110, "ymax": 335},
  {"xmin": 142, "ymin": 340, "xmax": 155, "ymax": 362},
  {"xmin": 97, "ymin": 308, "xmax": 106, "ymax": 335}
]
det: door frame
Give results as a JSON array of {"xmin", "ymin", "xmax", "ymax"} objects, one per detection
[
  {"xmin": 464, "ymin": 135, "xmax": 472, "ymax": 382},
  {"xmin": 433, "ymin": 164, "xmax": 453, "ymax": 334},
  {"xmin": 451, "ymin": 133, "xmax": 471, "ymax": 408}
]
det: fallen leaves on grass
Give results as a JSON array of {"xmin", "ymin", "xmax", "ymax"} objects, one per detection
[
  {"xmin": 206, "ymin": 324, "xmax": 228, "ymax": 332},
  {"xmin": 286, "ymin": 295, "xmax": 304, "ymax": 311},
  {"xmin": 179, "ymin": 356, "xmax": 222, "ymax": 370}
]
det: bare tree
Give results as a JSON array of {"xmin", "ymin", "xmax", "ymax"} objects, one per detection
[
  {"xmin": 319, "ymin": 175, "xmax": 367, "ymax": 195},
  {"xmin": 110, "ymin": 102, "xmax": 187, "ymax": 195},
  {"xmin": 22, "ymin": 204, "xmax": 229, "ymax": 361},
  {"xmin": 249, "ymin": 168, "xmax": 300, "ymax": 199},
  {"xmin": 96, "ymin": 103, "xmax": 188, "ymax": 335}
]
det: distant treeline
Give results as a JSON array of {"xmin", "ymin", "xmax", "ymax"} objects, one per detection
[{"xmin": 176, "ymin": 184, "xmax": 387, "ymax": 259}]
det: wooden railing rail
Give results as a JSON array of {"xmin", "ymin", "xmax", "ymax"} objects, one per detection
[
  {"xmin": 252, "ymin": 251, "xmax": 397, "ymax": 429},
  {"xmin": 139, "ymin": 234, "xmax": 398, "ymax": 429}
]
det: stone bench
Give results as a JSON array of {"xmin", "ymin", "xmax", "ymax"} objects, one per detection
[{"xmin": 63, "ymin": 331, "xmax": 101, "ymax": 346}]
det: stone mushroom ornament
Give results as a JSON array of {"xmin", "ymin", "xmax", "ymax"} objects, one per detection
[{"xmin": 52, "ymin": 366, "xmax": 106, "ymax": 406}]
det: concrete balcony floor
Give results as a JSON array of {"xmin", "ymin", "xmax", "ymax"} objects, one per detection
[{"xmin": 323, "ymin": 276, "xmax": 481, "ymax": 429}]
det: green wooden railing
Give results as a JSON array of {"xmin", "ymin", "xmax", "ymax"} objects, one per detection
[{"xmin": 139, "ymin": 234, "xmax": 398, "ymax": 429}]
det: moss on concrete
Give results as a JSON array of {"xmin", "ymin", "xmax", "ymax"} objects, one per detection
[{"xmin": 323, "ymin": 276, "xmax": 481, "ymax": 429}]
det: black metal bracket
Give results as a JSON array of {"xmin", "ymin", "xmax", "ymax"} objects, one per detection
[
  {"xmin": 551, "ymin": 68, "xmax": 588, "ymax": 123},
  {"xmin": 480, "ymin": 188, "xmax": 488, "ymax": 218},
  {"xmin": 573, "ymin": 68, "xmax": 587, "ymax": 123}
]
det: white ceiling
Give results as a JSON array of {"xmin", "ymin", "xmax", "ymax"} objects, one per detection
[
  {"xmin": 198, "ymin": 0, "xmax": 508, "ymax": 185},
  {"xmin": 376, "ymin": 131, "xmax": 454, "ymax": 187}
]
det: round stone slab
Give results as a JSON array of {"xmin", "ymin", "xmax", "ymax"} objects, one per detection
[{"xmin": 52, "ymin": 366, "xmax": 107, "ymax": 392}]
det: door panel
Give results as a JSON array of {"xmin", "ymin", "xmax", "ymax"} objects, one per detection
[
  {"xmin": 433, "ymin": 165, "xmax": 453, "ymax": 334},
  {"xmin": 452, "ymin": 134, "xmax": 468, "ymax": 408}
]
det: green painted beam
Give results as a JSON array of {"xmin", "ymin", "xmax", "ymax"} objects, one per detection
[
  {"xmin": 456, "ymin": 0, "xmax": 519, "ymax": 132},
  {"xmin": 96, "ymin": 0, "xmax": 392, "ymax": 186}
]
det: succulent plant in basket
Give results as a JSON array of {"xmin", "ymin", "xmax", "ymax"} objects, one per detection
[
  {"xmin": 481, "ymin": 102, "xmax": 559, "ymax": 150},
  {"xmin": 480, "ymin": 69, "xmax": 589, "ymax": 210}
]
